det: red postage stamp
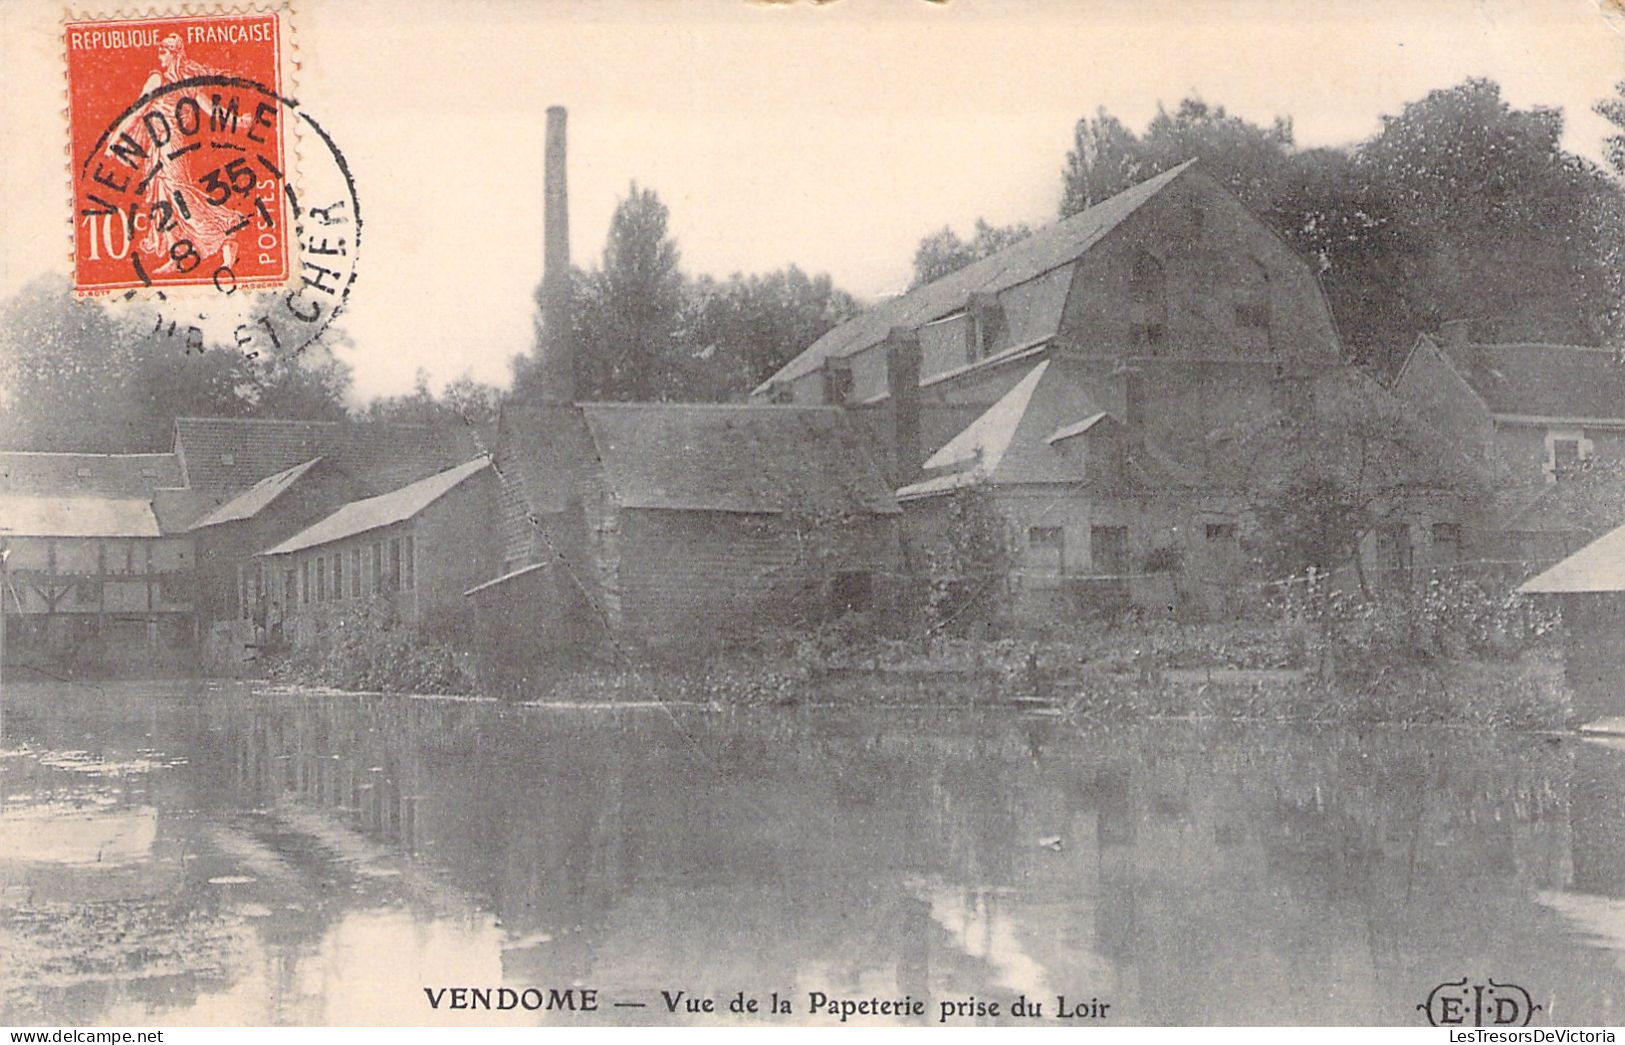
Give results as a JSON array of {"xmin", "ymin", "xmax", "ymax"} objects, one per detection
[{"xmin": 66, "ymin": 11, "xmax": 291, "ymax": 295}]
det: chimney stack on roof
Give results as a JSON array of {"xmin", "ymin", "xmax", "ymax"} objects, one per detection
[
  {"xmin": 885, "ymin": 327, "xmax": 923, "ymax": 486},
  {"xmin": 539, "ymin": 105, "xmax": 575, "ymax": 404}
]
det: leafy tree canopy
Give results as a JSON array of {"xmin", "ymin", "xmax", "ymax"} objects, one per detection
[{"xmin": 0, "ymin": 275, "xmax": 352, "ymax": 452}]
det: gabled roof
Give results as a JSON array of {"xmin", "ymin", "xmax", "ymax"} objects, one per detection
[
  {"xmin": 0, "ymin": 452, "xmax": 182, "ymax": 498},
  {"xmin": 189, "ymin": 457, "xmax": 323, "ymax": 530},
  {"xmin": 904, "ymin": 361, "xmax": 1119, "ymax": 495},
  {"xmin": 897, "ymin": 359, "xmax": 1220, "ymax": 501},
  {"xmin": 1421, "ymin": 335, "xmax": 1625, "ymax": 420},
  {"xmin": 0, "ymin": 495, "xmax": 161, "ymax": 538},
  {"xmin": 921, "ymin": 361, "xmax": 1051, "ymax": 476},
  {"xmin": 1046, "ymin": 413, "xmax": 1114, "ymax": 445},
  {"xmin": 756, "ymin": 160, "xmax": 1198, "ymax": 393},
  {"xmin": 260, "ymin": 457, "xmax": 490, "ymax": 556},
  {"xmin": 1519, "ymin": 522, "xmax": 1625, "ymax": 594},
  {"xmin": 579, "ymin": 403, "xmax": 899, "ymax": 515},
  {"xmin": 172, "ymin": 417, "xmax": 473, "ymax": 496}
]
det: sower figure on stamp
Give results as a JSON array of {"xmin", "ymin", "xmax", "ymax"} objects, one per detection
[{"xmin": 128, "ymin": 33, "xmax": 242, "ymax": 273}]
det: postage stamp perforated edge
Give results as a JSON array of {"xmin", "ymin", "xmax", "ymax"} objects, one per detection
[{"xmin": 60, "ymin": 1, "xmax": 302, "ymax": 299}]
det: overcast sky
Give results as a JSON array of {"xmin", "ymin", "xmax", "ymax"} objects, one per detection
[{"xmin": 3, "ymin": 0, "xmax": 1622, "ymax": 401}]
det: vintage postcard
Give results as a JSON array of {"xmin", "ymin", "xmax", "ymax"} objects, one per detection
[{"xmin": 3, "ymin": 0, "xmax": 1625, "ymax": 1032}]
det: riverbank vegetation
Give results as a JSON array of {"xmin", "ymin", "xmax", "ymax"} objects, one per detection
[{"xmin": 255, "ymin": 567, "xmax": 1571, "ymax": 730}]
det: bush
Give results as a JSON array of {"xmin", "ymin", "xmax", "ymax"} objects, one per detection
[{"xmin": 263, "ymin": 598, "xmax": 479, "ymax": 695}]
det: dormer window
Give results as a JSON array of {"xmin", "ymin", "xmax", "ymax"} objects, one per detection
[
  {"xmin": 820, "ymin": 359, "xmax": 854, "ymax": 405},
  {"xmin": 221, "ymin": 453, "xmax": 235, "ymax": 467},
  {"xmin": 968, "ymin": 293, "xmax": 1003, "ymax": 361},
  {"xmin": 1546, "ymin": 429, "xmax": 1592, "ymax": 481}
]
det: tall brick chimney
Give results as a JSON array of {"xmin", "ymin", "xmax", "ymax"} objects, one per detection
[
  {"xmin": 886, "ymin": 327, "xmax": 923, "ymax": 485},
  {"xmin": 538, "ymin": 106, "xmax": 575, "ymax": 404}
]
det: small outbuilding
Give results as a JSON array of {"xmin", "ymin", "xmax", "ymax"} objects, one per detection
[
  {"xmin": 1518, "ymin": 524, "xmax": 1625, "ymax": 724},
  {"xmin": 258, "ymin": 457, "xmax": 496, "ymax": 649}
]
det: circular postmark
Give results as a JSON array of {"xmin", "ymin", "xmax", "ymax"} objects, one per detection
[{"xmin": 76, "ymin": 74, "xmax": 360, "ymax": 358}]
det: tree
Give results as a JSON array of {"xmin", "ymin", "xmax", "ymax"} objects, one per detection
[
  {"xmin": 514, "ymin": 184, "xmax": 859, "ymax": 404},
  {"xmin": 1060, "ymin": 107, "xmax": 1149, "ymax": 215},
  {"xmin": 1599, "ymin": 81, "xmax": 1625, "ymax": 177},
  {"xmin": 0, "ymin": 276, "xmax": 353, "ymax": 451},
  {"xmin": 573, "ymin": 182, "xmax": 686, "ymax": 401},
  {"xmin": 910, "ymin": 219, "xmax": 1034, "ymax": 289},
  {"xmin": 1353, "ymin": 79, "xmax": 1624, "ymax": 351},
  {"xmin": 683, "ymin": 267, "xmax": 859, "ymax": 394},
  {"xmin": 365, "ymin": 369, "xmax": 500, "ymax": 429},
  {"xmin": 1234, "ymin": 372, "xmax": 1489, "ymax": 585}
]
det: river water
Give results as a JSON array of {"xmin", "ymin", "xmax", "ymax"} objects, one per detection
[{"xmin": 2, "ymin": 679, "xmax": 1624, "ymax": 1026}]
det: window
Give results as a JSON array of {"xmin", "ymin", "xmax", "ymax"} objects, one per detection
[
  {"xmin": 301, "ymin": 561, "xmax": 310, "ymax": 605},
  {"xmin": 831, "ymin": 571, "xmax": 873, "ymax": 614},
  {"xmin": 1090, "ymin": 526, "xmax": 1130, "ymax": 575},
  {"xmin": 821, "ymin": 363, "xmax": 853, "ymax": 405},
  {"xmin": 1128, "ymin": 249, "xmax": 1167, "ymax": 352},
  {"xmin": 1235, "ymin": 258, "xmax": 1270, "ymax": 331},
  {"xmin": 372, "ymin": 542, "xmax": 383, "ymax": 594},
  {"xmin": 158, "ymin": 575, "xmax": 187, "ymax": 604},
  {"xmin": 1029, "ymin": 526, "xmax": 1064, "ymax": 549},
  {"xmin": 317, "ymin": 557, "xmax": 327, "ymax": 602},
  {"xmin": 403, "ymin": 536, "xmax": 415, "ymax": 590},
  {"xmin": 351, "ymin": 548, "xmax": 362, "ymax": 598},
  {"xmin": 1552, "ymin": 438, "xmax": 1583, "ymax": 479},
  {"xmin": 238, "ymin": 565, "xmax": 249, "ymax": 616},
  {"xmin": 1433, "ymin": 522, "xmax": 1462, "ymax": 563},
  {"xmin": 125, "ymin": 542, "xmax": 134, "ymax": 575},
  {"xmin": 74, "ymin": 578, "xmax": 100, "ymax": 605},
  {"xmin": 1129, "ymin": 323, "xmax": 1167, "ymax": 348},
  {"xmin": 285, "ymin": 568, "xmax": 297, "ymax": 604},
  {"xmin": 333, "ymin": 553, "xmax": 344, "ymax": 601},
  {"xmin": 1376, "ymin": 522, "xmax": 1414, "ymax": 588},
  {"xmin": 389, "ymin": 538, "xmax": 402, "ymax": 591},
  {"xmin": 1205, "ymin": 523, "xmax": 1237, "ymax": 542}
]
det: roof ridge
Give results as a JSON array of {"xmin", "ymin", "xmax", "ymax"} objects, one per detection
[
  {"xmin": 578, "ymin": 401, "xmax": 843, "ymax": 411},
  {"xmin": 173, "ymin": 415, "xmax": 443, "ymax": 430},
  {"xmin": 0, "ymin": 450, "xmax": 176, "ymax": 459},
  {"xmin": 1470, "ymin": 342, "xmax": 1618, "ymax": 354},
  {"xmin": 754, "ymin": 159, "xmax": 1197, "ymax": 393}
]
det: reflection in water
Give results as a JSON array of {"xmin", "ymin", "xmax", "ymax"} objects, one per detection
[{"xmin": 2, "ymin": 681, "xmax": 1625, "ymax": 1025}]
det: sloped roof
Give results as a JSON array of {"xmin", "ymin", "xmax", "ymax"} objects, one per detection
[
  {"xmin": 0, "ymin": 452, "xmax": 181, "ymax": 498},
  {"xmin": 1429, "ymin": 336, "xmax": 1625, "ymax": 420},
  {"xmin": 261, "ymin": 457, "xmax": 490, "ymax": 555},
  {"xmin": 1046, "ymin": 413, "xmax": 1113, "ymax": 444},
  {"xmin": 756, "ymin": 160, "xmax": 1197, "ymax": 392},
  {"xmin": 580, "ymin": 403, "xmax": 899, "ymax": 515},
  {"xmin": 189, "ymin": 457, "xmax": 323, "ymax": 530},
  {"xmin": 922, "ymin": 362, "xmax": 1051, "ymax": 475},
  {"xmin": 898, "ymin": 359, "xmax": 1217, "ymax": 500},
  {"xmin": 1519, "ymin": 522, "xmax": 1625, "ymax": 593},
  {"xmin": 172, "ymin": 417, "xmax": 473, "ymax": 496},
  {"xmin": 0, "ymin": 495, "xmax": 161, "ymax": 538}
]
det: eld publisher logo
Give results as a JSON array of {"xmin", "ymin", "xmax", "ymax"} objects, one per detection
[{"xmin": 1419, "ymin": 979, "xmax": 1542, "ymax": 1027}]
